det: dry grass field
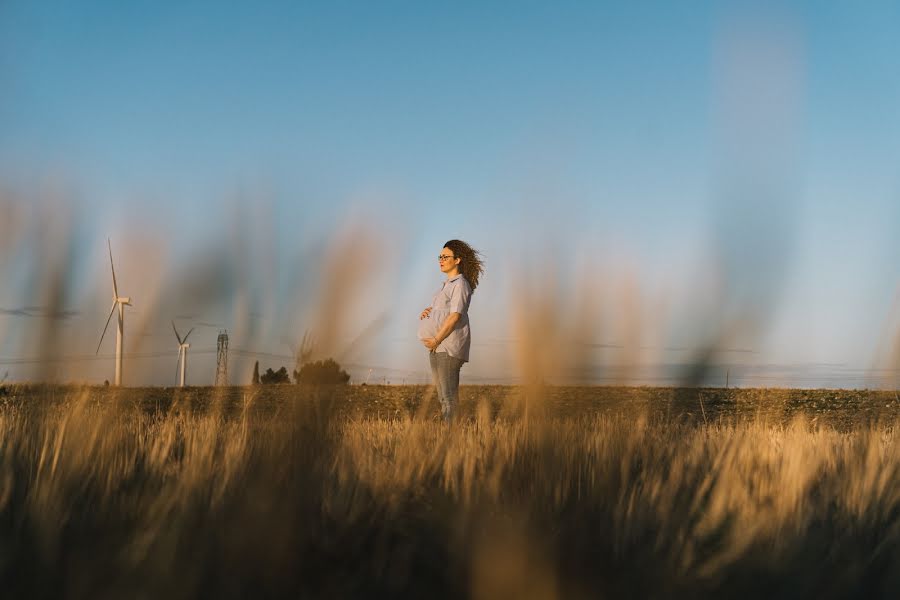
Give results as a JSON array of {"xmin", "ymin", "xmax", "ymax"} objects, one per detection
[{"xmin": 0, "ymin": 383, "xmax": 899, "ymax": 598}]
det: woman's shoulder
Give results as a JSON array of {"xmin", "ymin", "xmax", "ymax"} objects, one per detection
[{"xmin": 455, "ymin": 275, "xmax": 473, "ymax": 291}]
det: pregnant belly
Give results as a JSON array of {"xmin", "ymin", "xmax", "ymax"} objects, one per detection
[{"xmin": 417, "ymin": 309, "xmax": 448, "ymax": 340}]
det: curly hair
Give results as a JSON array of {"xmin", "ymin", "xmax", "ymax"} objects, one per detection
[{"xmin": 443, "ymin": 239, "xmax": 484, "ymax": 292}]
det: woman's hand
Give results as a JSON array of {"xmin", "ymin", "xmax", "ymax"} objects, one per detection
[
  {"xmin": 419, "ymin": 307, "xmax": 433, "ymax": 320},
  {"xmin": 422, "ymin": 337, "xmax": 439, "ymax": 351}
]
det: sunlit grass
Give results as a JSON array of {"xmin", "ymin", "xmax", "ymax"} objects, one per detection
[{"xmin": 0, "ymin": 386, "xmax": 899, "ymax": 597}]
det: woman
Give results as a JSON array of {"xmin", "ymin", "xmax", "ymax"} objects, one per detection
[{"xmin": 418, "ymin": 239, "xmax": 484, "ymax": 422}]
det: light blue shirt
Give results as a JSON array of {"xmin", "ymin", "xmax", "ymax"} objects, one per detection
[{"xmin": 417, "ymin": 273, "xmax": 473, "ymax": 362}]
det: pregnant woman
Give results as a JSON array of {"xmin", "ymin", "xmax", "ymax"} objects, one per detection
[{"xmin": 418, "ymin": 239, "xmax": 484, "ymax": 422}]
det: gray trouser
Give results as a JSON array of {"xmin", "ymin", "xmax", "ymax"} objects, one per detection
[{"xmin": 429, "ymin": 351, "xmax": 464, "ymax": 421}]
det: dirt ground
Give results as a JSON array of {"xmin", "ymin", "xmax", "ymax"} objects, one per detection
[{"xmin": 5, "ymin": 384, "xmax": 898, "ymax": 429}]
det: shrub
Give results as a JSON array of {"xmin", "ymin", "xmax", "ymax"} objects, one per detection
[
  {"xmin": 293, "ymin": 358, "xmax": 350, "ymax": 385},
  {"xmin": 260, "ymin": 366, "xmax": 291, "ymax": 385}
]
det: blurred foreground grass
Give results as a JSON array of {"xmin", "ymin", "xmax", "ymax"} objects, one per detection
[{"xmin": 0, "ymin": 384, "xmax": 899, "ymax": 598}]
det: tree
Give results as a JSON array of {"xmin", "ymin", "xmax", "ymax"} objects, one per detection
[
  {"xmin": 261, "ymin": 366, "xmax": 291, "ymax": 385},
  {"xmin": 293, "ymin": 358, "xmax": 350, "ymax": 385},
  {"xmin": 252, "ymin": 361, "xmax": 260, "ymax": 385}
]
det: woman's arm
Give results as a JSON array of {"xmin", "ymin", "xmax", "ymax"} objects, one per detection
[
  {"xmin": 434, "ymin": 312, "xmax": 461, "ymax": 344},
  {"xmin": 423, "ymin": 312, "xmax": 461, "ymax": 350}
]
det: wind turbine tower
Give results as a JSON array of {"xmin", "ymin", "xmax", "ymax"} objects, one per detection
[
  {"xmin": 95, "ymin": 239, "xmax": 132, "ymax": 386},
  {"xmin": 173, "ymin": 322, "xmax": 194, "ymax": 387}
]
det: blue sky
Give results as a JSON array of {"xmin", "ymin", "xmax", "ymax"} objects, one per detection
[{"xmin": 0, "ymin": 1, "xmax": 898, "ymax": 387}]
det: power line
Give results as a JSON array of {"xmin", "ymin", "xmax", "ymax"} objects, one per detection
[
  {"xmin": 0, "ymin": 349, "xmax": 219, "ymax": 366},
  {"xmin": 0, "ymin": 347, "xmax": 431, "ymax": 380},
  {"xmin": 0, "ymin": 349, "xmax": 895, "ymax": 387}
]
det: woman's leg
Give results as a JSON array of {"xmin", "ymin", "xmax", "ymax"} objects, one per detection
[
  {"xmin": 435, "ymin": 352, "xmax": 464, "ymax": 422},
  {"xmin": 429, "ymin": 351, "xmax": 443, "ymax": 414}
]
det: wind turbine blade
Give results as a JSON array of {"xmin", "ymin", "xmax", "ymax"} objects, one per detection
[
  {"xmin": 182, "ymin": 328, "xmax": 195, "ymax": 343},
  {"xmin": 176, "ymin": 347, "xmax": 182, "ymax": 382},
  {"xmin": 172, "ymin": 321, "xmax": 182, "ymax": 345},
  {"xmin": 108, "ymin": 238, "xmax": 119, "ymax": 299},
  {"xmin": 96, "ymin": 301, "xmax": 117, "ymax": 354}
]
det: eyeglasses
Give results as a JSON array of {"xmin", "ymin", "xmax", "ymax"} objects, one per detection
[{"xmin": 438, "ymin": 254, "xmax": 455, "ymax": 262}]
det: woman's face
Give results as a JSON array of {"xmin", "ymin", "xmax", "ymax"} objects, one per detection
[{"xmin": 438, "ymin": 247, "xmax": 460, "ymax": 275}]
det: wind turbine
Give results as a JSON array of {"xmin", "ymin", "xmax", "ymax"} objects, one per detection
[
  {"xmin": 172, "ymin": 321, "xmax": 194, "ymax": 387},
  {"xmin": 95, "ymin": 239, "xmax": 132, "ymax": 386}
]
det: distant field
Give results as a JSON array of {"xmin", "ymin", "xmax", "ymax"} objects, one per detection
[
  {"xmin": 4, "ymin": 384, "xmax": 898, "ymax": 428},
  {"xmin": 0, "ymin": 384, "xmax": 899, "ymax": 598}
]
